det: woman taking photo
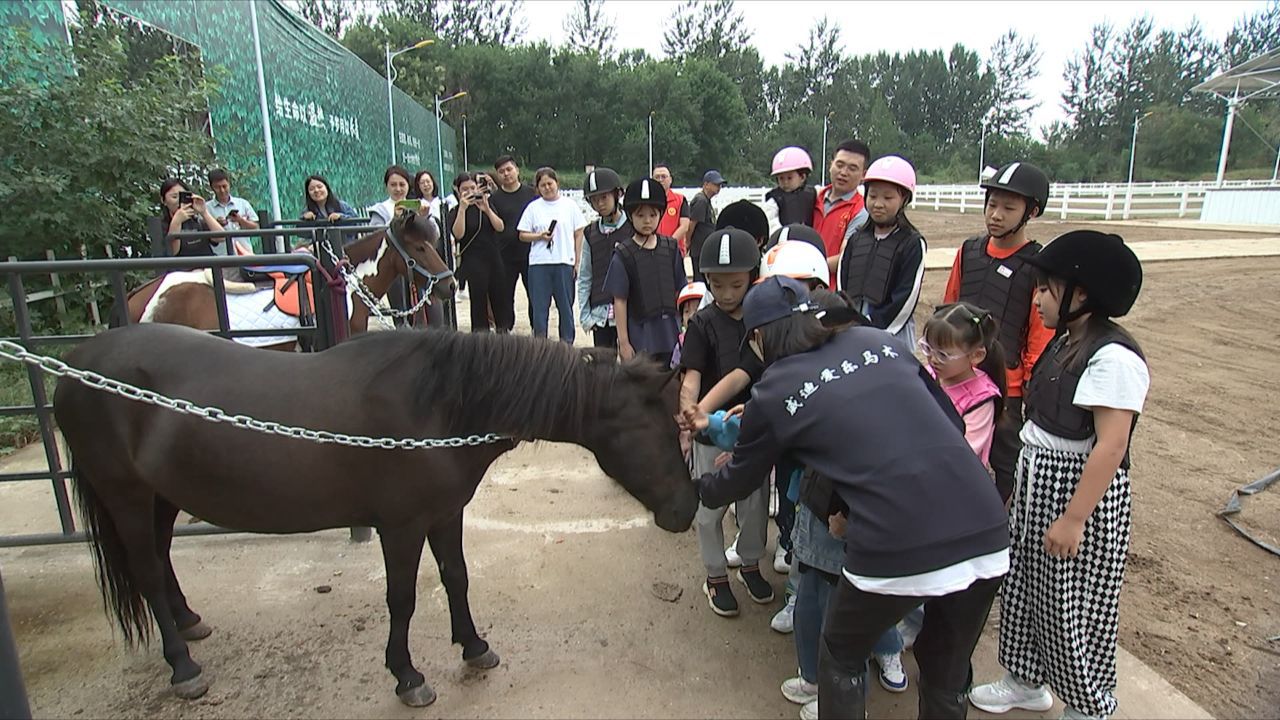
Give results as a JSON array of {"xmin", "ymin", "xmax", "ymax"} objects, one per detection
[
  {"xmin": 691, "ymin": 277, "xmax": 1010, "ymax": 720},
  {"xmin": 300, "ymin": 175, "xmax": 356, "ymax": 223},
  {"xmin": 160, "ymin": 178, "xmax": 225, "ymax": 257},
  {"xmin": 447, "ymin": 172, "xmax": 505, "ymax": 332}
]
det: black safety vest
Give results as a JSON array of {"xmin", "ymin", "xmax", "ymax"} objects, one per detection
[
  {"xmin": 1024, "ymin": 326, "xmax": 1145, "ymax": 468},
  {"xmin": 688, "ymin": 303, "xmax": 754, "ymax": 407},
  {"xmin": 957, "ymin": 235, "xmax": 1041, "ymax": 368},
  {"xmin": 586, "ymin": 218, "xmax": 631, "ymax": 307},
  {"xmin": 615, "ymin": 235, "xmax": 679, "ymax": 320},
  {"xmin": 765, "ymin": 187, "xmax": 817, "ymax": 228},
  {"xmin": 839, "ymin": 225, "xmax": 914, "ymax": 305}
]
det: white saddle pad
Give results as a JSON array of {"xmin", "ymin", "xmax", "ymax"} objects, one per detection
[{"xmin": 141, "ymin": 273, "xmax": 300, "ymax": 347}]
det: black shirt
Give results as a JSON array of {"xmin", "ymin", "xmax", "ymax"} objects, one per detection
[
  {"xmin": 680, "ymin": 303, "xmax": 763, "ymax": 408},
  {"xmin": 489, "ymin": 183, "xmax": 537, "ymax": 261},
  {"xmin": 168, "ymin": 217, "xmax": 214, "ymax": 257},
  {"xmin": 688, "ymin": 191, "xmax": 716, "ymax": 257},
  {"xmin": 448, "ymin": 205, "xmax": 499, "ymax": 280}
]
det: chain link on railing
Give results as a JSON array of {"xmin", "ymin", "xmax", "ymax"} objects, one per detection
[{"xmin": 0, "ymin": 340, "xmax": 508, "ymax": 450}]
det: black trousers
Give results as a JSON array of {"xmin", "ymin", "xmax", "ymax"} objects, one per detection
[
  {"xmin": 818, "ymin": 574, "xmax": 1002, "ymax": 720},
  {"xmin": 459, "ymin": 253, "xmax": 504, "ymax": 333},
  {"xmin": 494, "ymin": 254, "xmax": 527, "ymax": 333},
  {"xmin": 989, "ymin": 397, "xmax": 1024, "ymax": 503},
  {"xmin": 592, "ymin": 325, "xmax": 618, "ymax": 348}
]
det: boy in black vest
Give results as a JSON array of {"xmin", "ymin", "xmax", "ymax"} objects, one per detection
[
  {"xmin": 680, "ymin": 228, "xmax": 773, "ymax": 617},
  {"xmin": 576, "ymin": 167, "xmax": 631, "ymax": 348},
  {"xmin": 604, "ymin": 177, "xmax": 687, "ymax": 364},
  {"xmin": 941, "ymin": 161, "xmax": 1054, "ymax": 502}
]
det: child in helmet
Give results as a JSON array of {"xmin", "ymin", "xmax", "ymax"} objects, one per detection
[
  {"xmin": 971, "ymin": 231, "xmax": 1148, "ymax": 720},
  {"xmin": 716, "ymin": 199, "xmax": 771, "ymax": 253},
  {"xmin": 604, "ymin": 177, "xmax": 687, "ymax": 363},
  {"xmin": 942, "ymin": 161, "xmax": 1054, "ymax": 503},
  {"xmin": 764, "ymin": 146, "xmax": 818, "ymax": 233},
  {"xmin": 671, "ymin": 281, "xmax": 708, "ymax": 368},
  {"xmin": 837, "ymin": 155, "xmax": 926, "ymax": 344},
  {"xmin": 679, "ymin": 228, "xmax": 773, "ymax": 617},
  {"xmin": 576, "ymin": 167, "xmax": 632, "ymax": 349}
]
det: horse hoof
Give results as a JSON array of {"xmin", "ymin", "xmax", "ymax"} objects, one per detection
[
  {"xmin": 172, "ymin": 674, "xmax": 211, "ymax": 700},
  {"xmin": 180, "ymin": 621, "xmax": 213, "ymax": 641},
  {"xmin": 464, "ymin": 648, "xmax": 500, "ymax": 670},
  {"xmin": 397, "ymin": 683, "xmax": 437, "ymax": 707}
]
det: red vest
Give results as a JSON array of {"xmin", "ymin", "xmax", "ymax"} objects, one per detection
[
  {"xmin": 657, "ymin": 189, "xmax": 686, "ymax": 244},
  {"xmin": 812, "ymin": 186, "xmax": 865, "ymax": 286}
]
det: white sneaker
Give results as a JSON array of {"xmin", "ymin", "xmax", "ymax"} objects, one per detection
[
  {"xmin": 874, "ymin": 652, "xmax": 908, "ymax": 693},
  {"xmin": 800, "ymin": 699, "xmax": 818, "ymax": 720},
  {"xmin": 781, "ymin": 676, "xmax": 818, "ymax": 705},
  {"xmin": 969, "ymin": 673, "xmax": 1055, "ymax": 714},
  {"xmin": 725, "ymin": 539, "xmax": 742, "ymax": 568},
  {"xmin": 773, "ymin": 544, "xmax": 790, "ymax": 573},
  {"xmin": 770, "ymin": 595, "xmax": 796, "ymax": 633}
]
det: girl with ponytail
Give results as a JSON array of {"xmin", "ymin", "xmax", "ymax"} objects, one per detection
[{"xmin": 919, "ymin": 302, "xmax": 1007, "ymax": 466}]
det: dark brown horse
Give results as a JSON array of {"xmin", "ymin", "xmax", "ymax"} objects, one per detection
[
  {"xmin": 52, "ymin": 323, "xmax": 697, "ymax": 707},
  {"xmin": 125, "ymin": 213, "xmax": 456, "ymax": 345}
]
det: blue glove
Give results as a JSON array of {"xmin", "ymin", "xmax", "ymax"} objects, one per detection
[{"xmin": 705, "ymin": 410, "xmax": 741, "ymax": 452}]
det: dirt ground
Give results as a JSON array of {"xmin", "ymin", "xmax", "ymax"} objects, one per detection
[{"xmin": 2, "ymin": 214, "xmax": 1279, "ymax": 718}]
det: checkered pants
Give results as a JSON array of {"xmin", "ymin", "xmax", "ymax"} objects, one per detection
[{"xmin": 999, "ymin": 446, "xmax": 1132, "ymax": 718}]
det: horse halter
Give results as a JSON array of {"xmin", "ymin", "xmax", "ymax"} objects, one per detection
[{"xmin": 385, "ymin": 222, "xmax": 454, "ymax": 301}]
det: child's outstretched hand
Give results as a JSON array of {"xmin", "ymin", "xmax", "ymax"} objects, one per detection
[{"xmin": 680, "ymin": 404, "xmax": 709, "ymax": 432}]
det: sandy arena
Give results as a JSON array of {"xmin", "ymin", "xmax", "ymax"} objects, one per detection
[{"xmin": 1, "ymin": 210, "xmax": 1278, "ymax": 718}]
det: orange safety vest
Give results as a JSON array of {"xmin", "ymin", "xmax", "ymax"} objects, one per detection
[
  {"xmin": 812, "ymin": 186, "xmax": 865, "ymax": 286},
  {"xmin": 657, "ymin": 188, "xmax": 686, "ymax": 246}
]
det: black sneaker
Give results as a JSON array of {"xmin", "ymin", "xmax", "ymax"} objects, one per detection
[
  {"xmin": 704, "ymin": 576, "xmax": 740, "ymax": 617},
  {"xmin": 737, "ymin": 565, "xmax": 775, "ymax": 604}
]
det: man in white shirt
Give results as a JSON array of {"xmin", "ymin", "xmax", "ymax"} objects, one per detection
[{"xmin": 207, "ymin": 169, "xmax": 260, "ymax": 255}]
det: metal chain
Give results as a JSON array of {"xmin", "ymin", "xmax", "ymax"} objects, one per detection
[
  {"xmin": 318, "ymin": 241, "xmax": 434, "ymax": 320},
  {"xmin": 0, "ymin": 340, "xmax": 507, "ymax": 450}
]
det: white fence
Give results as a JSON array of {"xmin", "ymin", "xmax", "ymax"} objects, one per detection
[{"xmin": 566, "ymin": 180, "xmax": 1280, "ymax": 222}]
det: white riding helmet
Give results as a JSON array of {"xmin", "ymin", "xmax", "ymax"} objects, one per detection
[{"xmin": 759, "ymin": 240, "xmax": 829, "ymax": 287}]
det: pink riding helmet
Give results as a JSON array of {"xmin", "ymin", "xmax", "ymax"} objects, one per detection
[
  {"xmin": 863, "ymin": 155, "xmax": 917, "ymax": 198},
  {"xmin": 771, "ymin": 146, "xmax": 813, "ymax": 176}
]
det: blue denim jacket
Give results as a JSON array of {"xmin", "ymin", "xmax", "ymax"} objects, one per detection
[{"xmin": 791, "ymin": 500, "xmax": 846, "ymax": 576}]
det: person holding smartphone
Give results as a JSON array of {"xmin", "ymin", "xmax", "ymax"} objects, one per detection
[
  {"xmin": 448, "ymin": 172, "xmax": 506, "ymax": 333},
  {"xmin": 206, "ymin": 169, "xmax": 259, "ymax": 252},
  {"xmin": 516, "ymin": 167, "xmax": 586, "ymax": 342},
  {"xmin": 159, "ymin": 178, "xmax": 225, "ymax": 258}
]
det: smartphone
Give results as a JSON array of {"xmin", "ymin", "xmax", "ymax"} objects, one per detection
[
  {"xmin": 394, "ymin": 199, "xmax": 420, "ymax": 214},
  {"xmin": 546, "ymin": 220, "xmax": 558, "ymax": 236},
  {"xmin": 178, "ymin": 191, "xmax": 193, "ymax": 206}
]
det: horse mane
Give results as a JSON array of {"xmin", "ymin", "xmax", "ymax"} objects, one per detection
[{"xmin": 391, "ymin": 331, "xmax": 662, "ymax": 440}]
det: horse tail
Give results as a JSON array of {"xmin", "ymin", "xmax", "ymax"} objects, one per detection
[{"xmin": 71, "ymin": 462, "xmax": 153, "ymax": 646}]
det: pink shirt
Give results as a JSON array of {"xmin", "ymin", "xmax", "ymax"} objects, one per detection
[{"xmin": 928, "ymin": 368, "xmax": 1000, "ymax": 467}]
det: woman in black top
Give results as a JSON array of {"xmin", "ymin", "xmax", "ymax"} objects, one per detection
[
  {"xmin": 447, "ymin": 173, "xmax": 506, "ymax": 332},
  {"xmin": 160, "ymin": 178, "xmax": 225, "ymax": 257}
]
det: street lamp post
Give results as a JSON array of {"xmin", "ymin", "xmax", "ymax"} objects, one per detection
[
  {"xmin": 385, "ymin": 39, "xmax": 434, "ymax": 165},
  {"xmin": 820, "ymin": 111, "xmax": 835, "ymax": 186},
  {"xmin": 647, "ymin": 111, "xmax": 655, "ymax": 175},
  {"xmin": 1128, "ymin": 111, "xmax": 1153, "ymax": 186},
  {"xmin": 979, "ymin": 114, "xmax": 993, "ymax": 183},
  {"xmin": 434, "ymin": 91, "xmax": 468, "ymax": 191},
  {"xmin": 461, "ymin": 114, "xmax": 468, "ymax": 171}
]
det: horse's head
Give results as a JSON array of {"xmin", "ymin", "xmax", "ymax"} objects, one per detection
[
  {"xmin": 388, "ymin": 212, "xmax": 456, "ymax": 301},
  {"xmin": 580, "ymin": 352, "xmax": 697, "ymax": 533}
]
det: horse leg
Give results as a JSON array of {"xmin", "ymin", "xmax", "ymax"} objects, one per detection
[
  {"xmin": 378, "ymin": 522, "xmax": 436, "ymax": 707},
  {"xmin": 106, "ymin": 491, "xmax": 208, "ymax": 698},
  {"xmin": 427, "ymin": 511, "xmax": 499, "ymax": 669},
  {"xmin": 153, "ymin": 498, "xmax": 210, "ymax": 641}
]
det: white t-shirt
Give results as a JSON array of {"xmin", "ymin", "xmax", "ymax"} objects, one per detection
[
  {"xmin": 517, "ymin": 196, "xmax": 588, "ymax": 266},
  {"xmin": 1020, "ymin": 342, "xmax": 1151, "ymax": 453}
]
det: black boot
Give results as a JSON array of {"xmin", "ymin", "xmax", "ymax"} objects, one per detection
[
  {"xmin": 817, "ymin": 637, "xmax": 867, "ymax": 720},
  {"xmin": 917, "ymin": 680, "xmax": 969, "ymax": 720}
]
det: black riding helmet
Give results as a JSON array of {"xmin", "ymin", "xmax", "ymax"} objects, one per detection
[
  {"xmin": 767, "ymin": 223, "xmax": 825, "ymax": 254},
  {"xmin": 699, "ymin": 228, "xmax": 761, "ymax": 275},
  {"xmin": 584, "ymin": 167, "xmax": 624, "ymax": 198},
  {"xmin": 622, "ymin": 177, "xmax": 667, "ymax": 213},
  {"xmin": 716, "ymin": 200, "xmax": 770, "ymax": 247},
  {"xmin": 981, "ymin": 161, "xmax": 1050, "ymax": 238},
  {"xmin": 1024, "ymin": 230, "xmax": 1142, "ymax": 321}
]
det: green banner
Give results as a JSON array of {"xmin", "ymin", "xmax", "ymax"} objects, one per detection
[{"xmin": 4, "ymin": 0, "xmax": 456, "ymax": 219}]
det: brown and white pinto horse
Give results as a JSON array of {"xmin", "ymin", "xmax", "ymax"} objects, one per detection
[{"xmin": 124, "ymin": 213, "xmax": 455, "ymax": 347}]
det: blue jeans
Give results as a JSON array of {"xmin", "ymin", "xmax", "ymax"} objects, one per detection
[
  {"xmin": 527, "ymin": 264, "xmax": 575, "ymax": 343},
  {"xmin": 795, "ymin": 565, "xmax": 903, "ymax": 683}
]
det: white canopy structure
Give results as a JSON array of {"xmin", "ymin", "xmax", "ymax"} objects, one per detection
[{"xmin": 1192, "ymin": 48, "xmax": 1280, "ymax": 184}]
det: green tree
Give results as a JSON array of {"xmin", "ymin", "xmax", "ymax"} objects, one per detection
[
  {"xmin": 0, "ymin": 6, "xmax": 220, "ymax": 261},
  {"xmin": 661, "ymin": 0, "xmax": 751, "ymax": 63},
  {"xmin": 562, "ymin": 0, "xmax": 617, "ymax": 58},
  {"xmin": 1219, "ymin": 0, "xmax": 1280, "ymax": 68},
  {"xmin": 986, "ymin": 29, "xmax": 1041, "ymax": 136},
  {"xmin": 295, "ymin": 0, "xmax": 358, "ymax": 41}
]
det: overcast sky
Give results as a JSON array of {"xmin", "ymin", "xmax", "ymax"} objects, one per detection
[{"xmin": 521, "ymin": 0, "xmax": 1266, "ymax": 138}]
